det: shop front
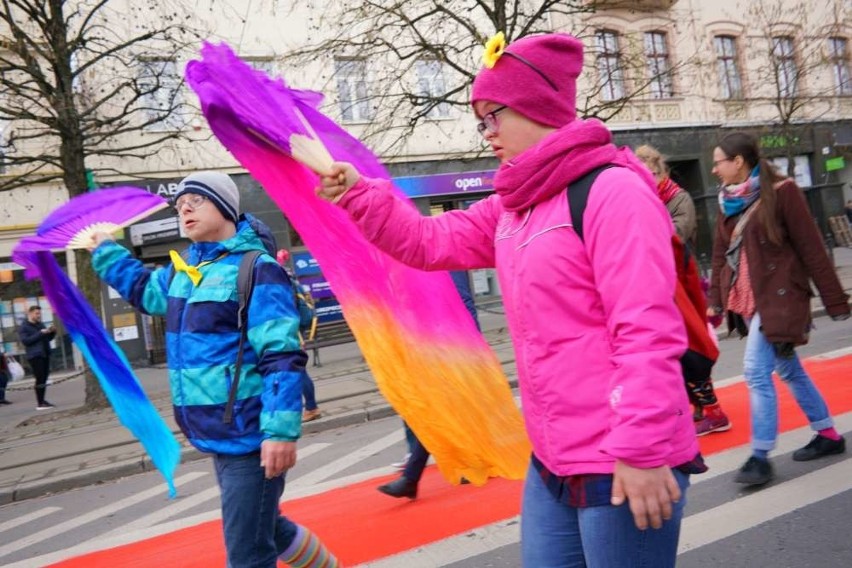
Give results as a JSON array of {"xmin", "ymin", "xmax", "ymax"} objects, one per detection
[{"xmin": 394, "ymin": 169, "xmax": 502, "ymax": 302}]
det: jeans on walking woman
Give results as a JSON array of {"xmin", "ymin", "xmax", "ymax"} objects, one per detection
[
  {"xmin": 521, "ymin": 461, "xmax": 690, "ymax": 568},
  {"xmin": 743, "ymin": 313, "xmax": 834, "ymax": 452}
]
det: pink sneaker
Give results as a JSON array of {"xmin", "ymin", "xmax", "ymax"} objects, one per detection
[{"xmin": 695, "ymin": 404, "xmax": 731, "ymax": 437}]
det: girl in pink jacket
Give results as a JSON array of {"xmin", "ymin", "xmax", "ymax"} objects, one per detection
[{"xmin": 319, "ymin": 33, "xmax": 702, "ymax": 567}]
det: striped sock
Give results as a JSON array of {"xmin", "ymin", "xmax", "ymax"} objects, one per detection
[{"xmin": 280, "ymin": 525, "xmax": 340, "ymax": 568}]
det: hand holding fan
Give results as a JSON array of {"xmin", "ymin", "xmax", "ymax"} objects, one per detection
[
  {"xmin": 186, "ymin": 47, "xmax": 341, "ymax": 177},
  {"xmin": 248, "ymin": 107, "xmax": 334, "ymax": 176}
]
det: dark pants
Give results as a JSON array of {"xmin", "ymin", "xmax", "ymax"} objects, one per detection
[
  {"xmin": 301, "ymin": 370, "xmax": 317, "ymax": 411},
  {"xmin": 401, "ymin": 423, "xmax": 431, "ymax": 484},
  {"xmin": 29, "ymin": 356, "xmax": 49, "ymax": 405},
  {"xmin": 0, "ymin": 370, "xmax": 8, "ymax": 400},
  {"xmin": 213, "ymin": 452, "xmax": 299, "ymax": 568}
]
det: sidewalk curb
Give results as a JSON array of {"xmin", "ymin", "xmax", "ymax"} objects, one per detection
[
  {"xmin": 0, "ymin": 403, "xmax": 402, "ymax": 505},
  {"xmin": 0, "ymin": 374, "xmax": 529, "ymax": 504}
]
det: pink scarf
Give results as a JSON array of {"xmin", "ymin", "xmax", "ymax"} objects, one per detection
[
  {"xmin": 657, "ymin": 177, "xmax": 682, "ymax": 204},
  {"xmin": 493, "ymin": 119, "xmax": 619, "ymax": 211}
]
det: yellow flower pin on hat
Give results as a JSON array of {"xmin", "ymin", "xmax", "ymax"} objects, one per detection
[{"xmin": 482, "ymin": 32, "xmax": 506, "ymax": 68}]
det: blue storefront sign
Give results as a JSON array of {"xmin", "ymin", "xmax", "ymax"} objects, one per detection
[
  {"xmin": 292, "ymin": 251, "xmax": 343, "ymax": 323},
  {"xmin": 393, "ymin": 170, "xmax": 496, "ymax": 199}
]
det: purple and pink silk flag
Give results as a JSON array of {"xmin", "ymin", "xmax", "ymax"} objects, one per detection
[{"xmin": 186, "ymin": 43, "xmax": 529, "ymax": 484}]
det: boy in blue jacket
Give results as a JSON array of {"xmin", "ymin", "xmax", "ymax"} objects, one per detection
[{"xmin": 90, "ymin": 172, "xmax": 338, "ymax": 568}]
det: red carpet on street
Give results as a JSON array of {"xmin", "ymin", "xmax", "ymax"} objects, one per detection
[{"xmin": 49, "ymin": 355, "xmax": 852, "ymax": 567}]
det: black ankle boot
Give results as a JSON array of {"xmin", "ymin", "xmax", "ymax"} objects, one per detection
[{"xmin": 377, "ymin": 476, "xmax": 418, "ymax": 499}]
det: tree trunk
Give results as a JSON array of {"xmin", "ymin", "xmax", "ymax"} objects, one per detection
[{"xmin": 60, "ymin": 121, "xmax": 108, "ymax": 409}]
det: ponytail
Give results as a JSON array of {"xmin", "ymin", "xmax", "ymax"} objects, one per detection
[{"xmin": 757, "ymin": 157, "xmax": 785, "ymax": 245}]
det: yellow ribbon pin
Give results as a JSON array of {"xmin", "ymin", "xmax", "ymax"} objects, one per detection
[{"xmin": 169, "ymin": 250, "xmax": 204, "ymax": 287}]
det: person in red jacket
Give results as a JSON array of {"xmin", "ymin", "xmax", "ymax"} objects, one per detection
[
  {"xmin": 636, "ymin": 144, "xmax": 731, "ymax": 436},
  {"xmin": 708, "ymin": 132, "xmax": 850, "ymax": 487}
]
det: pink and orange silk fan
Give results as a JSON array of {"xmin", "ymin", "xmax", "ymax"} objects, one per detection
[{"xmin": 186, "ymin": 43, "xmax": 529, "ymax": 485}]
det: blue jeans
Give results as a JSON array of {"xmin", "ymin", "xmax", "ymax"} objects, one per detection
[
  {"xmin": 521, "ymin": 461, "xmax": 689, "ymax": 568},
  {"xmin": 213, "ymin": 452, "xmax": 298, "ymax": 568},
  {"xmin": 301, "ymin": 370, "xmax": 317, "ymax": 411},
  {"xmin": 743, "ymin": 313, "xmax": 833, "ymax": 452}
]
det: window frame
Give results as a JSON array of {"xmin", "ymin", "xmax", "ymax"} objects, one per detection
[
  {"xmin": 828, "ymin": 37, "xmax": 852, "ymax": 96},
  {"xmin": 414, "ymin": 58, "xmax": 451, "ymax": 119},
  {"xmin": 137, "ymin": 57, "xmax": 186, "ymax": 131},
  {"xmin": 771, "ymin": 36, "xmax": 798, "ymax": 98},
  {"xmin": 595, "ymin": 29, "xmax": 626, "ymax": 102},
  {"xmin": 334, "ymin": 58, "xmax": 373, "ymax": 123},
  {"xmin": 644, "ymin": 30, "xmax": 674, "ymax": 99},
  {"xmin": 714, "ymin": 35, "xmax": 744, "ymax": 100}
]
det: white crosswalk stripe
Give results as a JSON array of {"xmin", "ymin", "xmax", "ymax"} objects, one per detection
[
  {"xmin": 0, "ymin": 506, "xmax": 61, "ymax": 533},
  {"xmin": 0, "ymin": 472, "xmax": 206, "ymax": 559},
  {"xmin": 98, "ymin": 442, "xmax": 334, "ymax": 540}
]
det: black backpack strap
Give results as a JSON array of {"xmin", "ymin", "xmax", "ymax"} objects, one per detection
[
  {"xmin": 223, "ymin": 250, "xmax": 263, "ymax": 424},
  {"xmin": 567, "ymin": 165, "xmax": 616, "ymax": 243}
]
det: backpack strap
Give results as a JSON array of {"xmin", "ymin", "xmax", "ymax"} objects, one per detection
[
  {"xmin": 567, "ymin": 165, "xmax": 616, "ymax": 243},
  {"xmin": 223, "ymin": 250, "xmax": 263, "ymax": 424}
]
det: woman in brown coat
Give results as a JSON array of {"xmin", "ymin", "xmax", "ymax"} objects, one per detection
[{"xmin": 708, "ymin": 132, "xmax": 850, "ymax": 487}]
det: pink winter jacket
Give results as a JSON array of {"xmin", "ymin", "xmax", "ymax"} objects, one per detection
[{"xmin": 338, "ymin": 134, "xmax": 699, "ymax": 476}]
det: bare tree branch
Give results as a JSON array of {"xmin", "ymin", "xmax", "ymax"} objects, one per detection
[
  {"xmin": 0, "ymin": 0, "xmax": 204, "ymax": 407},
  {"xmin": 281, "ymin": 1, "xmax": 692, "ymax": 155}
]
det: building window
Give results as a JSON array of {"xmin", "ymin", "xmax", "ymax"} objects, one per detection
[
  {"xmin": 828, "ymin": 37, "xmax": 852, "ymax": 96},
  {"xmin": 769, "ymin": 155, "xmax": 812, "ymax": 187},
  {"xmin": 415, "ymin": 59, "xmax": 450, "ymax": 118},
  {"xmin": 334, "ymin": 58, "xmax": 373, "ymax": 122},
  {"xmin": 138, "ymin": 58, "xmax": 185, "ymax": 130},
  {"xmin": 644, "ymin": 31, "xmax": 673, "ymax": 98},
  {"xmin": 596, "ymin": 30, "xmax": 625, "ymax": 101},
  {"xmin": 714, "ymin": 35, "xmax": 743, "ymax": 99},
  {"xmin": 247, "ymin": 58, "xmax": 275, "ymax": 77},
  {"xmin": 772, "ymin": 36, "xmax": 798, "ymax": 98}
]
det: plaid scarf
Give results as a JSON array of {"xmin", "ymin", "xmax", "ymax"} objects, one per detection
[{"xmin": 718, "ymin": 167, "xmax": 760, "ymax": 217}]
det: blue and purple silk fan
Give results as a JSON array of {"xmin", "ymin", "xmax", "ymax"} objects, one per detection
[{"xmin": 13, "ymin": 187, "xmax": 179, "ymax": 496}]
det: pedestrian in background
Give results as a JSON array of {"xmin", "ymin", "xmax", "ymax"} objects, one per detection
[
  {"xmin": 0, "ymin": 349, "xmax": 11, "ymax": 404},
  {"xmin": 635, "ymin": 144, "xmax": 698, "ymax": 247},
  {"xmin": 708, "ymin": 132, "xmax": 850, "ymax": 487},
  {"xmin": 636, "ymin": 144, "xmax": 731, "ymax": 436},
  {"xmin": 18, "ymin": 306, "xmax": 56, "ymax": 410},
  {"xmin": 379, "ymin": 270, "xmax": 480, "ymax": 499},
  {"xmin": 90, "ymin": 172, "xmax": 338, "ymax": 568},
  {"xmin": 319, "ymin": 32, "xmax": 702, "ymax": 568},
  {"xmin": 277, "ymin": 249, "xmax": 322, "ymax": 423}
]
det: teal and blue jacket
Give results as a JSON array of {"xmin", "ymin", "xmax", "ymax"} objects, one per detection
[{"xmin": 92, "ymin": 220, "xmax": 306, "ymax": 455}]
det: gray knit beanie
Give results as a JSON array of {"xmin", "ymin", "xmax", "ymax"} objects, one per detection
[{"xmin": 175, "ymin": 171, "xmax": 240, "ymax": 224}]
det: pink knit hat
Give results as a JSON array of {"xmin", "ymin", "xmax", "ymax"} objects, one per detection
[{"xmin": 471, "ymin": 33, "xmax": 583, "ymax": 128}]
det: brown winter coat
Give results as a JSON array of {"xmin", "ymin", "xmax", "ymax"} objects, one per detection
[{"xmin": 709, "ymin": 179, "xmax": 850, "ymax": 344}]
